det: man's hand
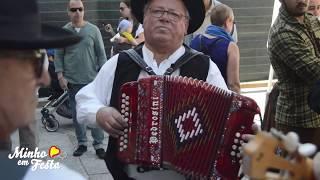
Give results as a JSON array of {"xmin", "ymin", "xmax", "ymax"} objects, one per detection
[
  {"xmin": 96, "ymin": 107, "xmax": 128, "ymax": 138},
  {"xmin": 58, "ymin": 76, "xmax": 68, "ymax": 90}
]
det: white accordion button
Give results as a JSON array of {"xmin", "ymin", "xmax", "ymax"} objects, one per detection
[
  {"xmin": 232, "ymin": 145, "xmax": 237, "ymax": 150},
  {"xmin": 230, "ymin": 151, "xmax": 236, "ymax": 156},
  {"xmin": 122, "ymin": 93, "xmax": 126, "ymax": 98},
  {"xmin": 122, "ymin": 99, "xmax": 126, "ymax": 103},
  {"xmin": 125, "ymin": 96, "xmax": 130, "ymax": 100},
  {"xmin": 120, "ymin": 142, "xmax": 124, "ymax": 146},
  {"xmin": 124, "ymin": 139, "xmax": 128, "ymax": 144},
  {"xmin": 120, "ymin": 136, "xmax": 124, "ymax": 141},
  {"xmin": 121, "ymin": 109, "xmax": 125, "ymax": 114},
  {"xmin": 123, "ymin": 145, "xmax": 128, "ymax": 149},
  {"xmin": 121, "ymin": 104, "xmax": 126, "ymax": 108},
  {"xmin": 119, "ymin": 147, "xmax": 124, "ymax": 152},
  {"xmin": 235, "ymin": 132, "xmax": 241, "ymax": 138},
  {"xmin": 124, "ymin": 118, "xmax": 129, "ymax": 122},
  {"xmin": 234, "ymin": 139, "xmax": 239, "ymax": 144},
  {"xmin": 124, "ymin": 128, "xmax": 128, "ymax": 133}
]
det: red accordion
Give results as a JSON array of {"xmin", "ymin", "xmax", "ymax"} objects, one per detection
[{"xmin": 117, "ymin": 76, "xmax": 260, "ymax": 179}]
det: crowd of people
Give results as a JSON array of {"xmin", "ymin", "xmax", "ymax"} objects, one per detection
[{"xmin": 2, "ymin": 0, "xmax": 320, "ymax": 179}]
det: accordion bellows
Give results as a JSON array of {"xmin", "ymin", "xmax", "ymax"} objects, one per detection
[{"xmin": 117, "ymin": 76, "xmax": 260, "ymax": 179}]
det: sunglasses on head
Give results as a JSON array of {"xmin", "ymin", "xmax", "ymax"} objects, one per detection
[{"xmin": 69, "ymin": 7, "xmax": 83, "ymax": 12}]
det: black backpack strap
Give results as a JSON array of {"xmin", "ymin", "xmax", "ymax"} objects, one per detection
[
  {"xmin": 123, "ymin": 48, "xmax": 156, "ymax": 75},
  {"xmin": 165, "ymin": 45, "xmax": 202, "ymax": 75},
  {"xmin": 123, "ymin": 44, "xmax": 202, "ymax": 76}
]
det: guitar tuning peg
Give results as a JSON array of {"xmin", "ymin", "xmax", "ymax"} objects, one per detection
[
  {"xmin": 298, "ymin": 143, "xmax": 317, "ymax": 157},
  {"xmin": 283, "ymin": 132, "xmax": 299, "ymax": 153}
]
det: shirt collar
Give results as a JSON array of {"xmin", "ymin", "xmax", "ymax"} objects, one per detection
[{"xmin": 142, "ymin": 45, "xmax": 186, "ymax": 68}]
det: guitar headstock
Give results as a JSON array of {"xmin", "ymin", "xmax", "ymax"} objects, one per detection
[{"xmin": 242, "ymin": 129, "xmax": 315, "ymax": 180}]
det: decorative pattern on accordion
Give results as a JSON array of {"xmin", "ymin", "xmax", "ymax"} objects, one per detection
[{"xmin": 117, "ymin": 76, "xmax": 260, "ymax": 179}]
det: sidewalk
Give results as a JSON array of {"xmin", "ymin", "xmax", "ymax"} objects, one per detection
[{"xmin": 10, "ymin": 88, "xmax": 268, "ymax": 180}]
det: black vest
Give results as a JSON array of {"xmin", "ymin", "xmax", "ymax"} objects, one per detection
[{"xmin": 104, "ymin": 45, "xmax": 210, "ymax": 180}]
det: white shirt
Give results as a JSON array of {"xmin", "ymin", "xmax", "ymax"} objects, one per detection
[{"xmin": 76, "ymin": 45, "xmax": 228, "ymax": 126}]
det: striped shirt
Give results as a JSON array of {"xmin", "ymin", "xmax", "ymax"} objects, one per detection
[{"xmin": 268, "ymin": 6, "xmax": 320, "ymax": 127}]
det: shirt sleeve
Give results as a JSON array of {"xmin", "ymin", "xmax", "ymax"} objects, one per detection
[
  {"xmin": 93, "ymin": 26, "xmax": 107, "ymax": 68},
  {"xmin": 270, "ymin": 29, "xmax": 320, "ymax": 83},
  {"xmin": 76, "ymin": 55, "xmax": 119, "ymax": 126},
  {"xmin": 206, "ymin": 60, "xmax": 229, "ymax": 90},
  {"xmin": 54, "ymin": 48, "xmax": 64, "ymax": 73}
]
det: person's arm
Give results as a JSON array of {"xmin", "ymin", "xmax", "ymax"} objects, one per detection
[
  {"xmin": 54, "ymin": 48, "xmax": 68, "ymax": 90},
  {"xmin": 226, "ymin": 42, "xmax": 240, "ymax": 93},
  {"xmin": 270, "ymin": 30, "xmax": 320, "ymax": 84},
  {"xmin": 93, "ymin": 26, "xmax": 107, "ymax": 69},
  {"xmin": 206, "ymin": 60, "xmax": 229, "ymax": 90},
  {"xmin": 75, "ymin": 55, "xmax": 118, "ymax": 126}
]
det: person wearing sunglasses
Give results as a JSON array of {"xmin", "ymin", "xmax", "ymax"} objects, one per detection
[
  {"xmin": 0, "ymin": 0, "xmax": 86, "ymax": 179},
  {"xmin": 54, "ymin": 0, "xmax": 107, "ymax": 159}
]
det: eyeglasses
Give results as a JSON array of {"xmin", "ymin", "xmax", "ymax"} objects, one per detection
[
  {"xmin": 148, "ymin": 8, "xmax": 188, "ymax": 22},
  {"xmin": 69, "ymin": 7, "xmax": 83, "ymax": 12}
]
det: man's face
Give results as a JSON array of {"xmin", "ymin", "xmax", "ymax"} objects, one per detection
[
  {"xmin": 0, "ymin": 51, "xmax": 50, "ymax": 136},
  {"xmin": 68, "ymin": 0, "xmax": 84, "ymax": 24},
  {"xmin": 143, "ymin": 0, "xmax": 189, "ymax": 48},
  {"xmin": 308, "ymin": 0, "xmax": 320, "ymax": 17},
  {"xmin": 282, "ymin": 0, "xmax": 309, "ymax": 17}
]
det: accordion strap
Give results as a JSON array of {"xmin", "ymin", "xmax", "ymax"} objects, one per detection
[{"xmin": 123, "ymin": 44, "xmax": 202, "ymax": 76}]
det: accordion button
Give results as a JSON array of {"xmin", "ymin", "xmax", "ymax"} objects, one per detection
[
  {"xmin": 124, "ymin": 134, "xmax": 128, "ymax": 138},
  {"xmin": 240, "ymin": 140, "xmax": 244, "ymax": 145},
  {"xmin": 124, "ymin": 128, "xmax": 128, "ymax": 132},
  {"xmin": 125, "ymin": 112, "xmax": 129, "ymax": 116},
  {"xmin": 125, "ymin": 107, "xmax": 129, "ymax": 111},
  {"xmin": 121, "ymin": 109, "xmax": 125, "ymax": 114},
  {"xmin": 232, "ymin": 145, "xmax": 237, "ymax": 150},
  {"xmin": 122, "ymin": 93, "xmax": 126, "ymax": 98},
  {"xmin": 230, "ymin": 151, "xmax": 236, "ymax": 156},
  {"xmin": 125, "ymin": 96, "xmax": 130, "ymax": 100},
  {"xmin": 237, "ymin": 153, "xmax": 241, "ymax": 158},
  {"xmin": 124, "ymin": 118, "xmax": 129, "ymax": 122},
  {"xmin": 122, "ymin": 99, "xmax": 126, "ymax": 103},
  {"xmin": 119, "ymin": 147, "xmax": 124, "ymax": 152},
  {"xmin": 234, "ymin": 139, "xmax": 239, "ymax": 144},
  {"xmin": 125, "ymin": 101, "xmax": 129, "ymax": 105},
  {"xmin": 120, "ymin": 142, "xmax": 124, "ymax": 146},
  {"xmin": 124, "ymin": 139, "xmax": 128, "ymax": 143},
  {"xmin": 120, "ymin": 136, "xmax": 124, "ymax": 140},
  {"xmin": 239, "ymin": 159, "xmax": 243, "ymax": 164},
  {"xmin": 235, "ymin": 132, "xmax": 241, "ymax": 138},
  {"xmin": 123, "ymin": 145, "xmax": 128, "ymax": 149},
  {"xmin": 121, "ymin": 104, "xmax": 125, "ymax": 108}
]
